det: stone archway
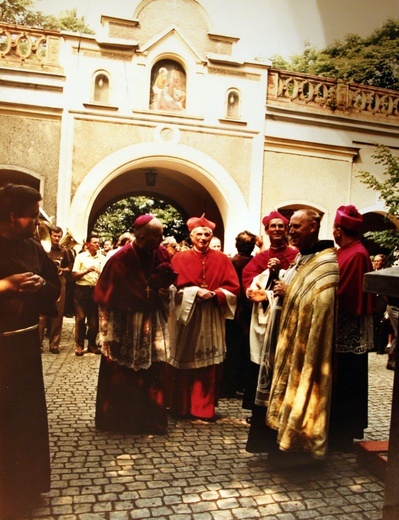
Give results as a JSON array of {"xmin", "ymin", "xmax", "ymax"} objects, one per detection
[
  {"xmin": 273, "ymin": 200, "xmax": 331, "ymax": 241},
  {"xmin": 361, "ymin": 210, "xmax": 397, "ymax": 256},
  {"xmin": 0, "ymin": 167, "xmax": 43, "ymax": 194},
  {"xmin": 68, "ymin": 141, "xmax": 248, "ymax": 254}
]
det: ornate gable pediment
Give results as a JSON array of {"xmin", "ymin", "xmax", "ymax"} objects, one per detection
[{"xmin": 138, "ymin": 25, "xmax": 203, "ymax": 62}]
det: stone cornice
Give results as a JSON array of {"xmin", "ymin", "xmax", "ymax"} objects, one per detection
[
  {"xmin": 265, "ymin": 136, "xmax": 360, "ymax": 161},
  {"xmin": 0, "ymin": 101, "xmax": 62, "ymax": 119}
]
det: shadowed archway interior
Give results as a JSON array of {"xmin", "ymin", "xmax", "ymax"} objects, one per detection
[{"xmin": 88, "ymin": 166, "xmax": 224, "ymax": 239}]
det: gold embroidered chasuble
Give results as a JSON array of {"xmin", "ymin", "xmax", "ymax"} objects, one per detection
[{"xmin": 266, "ymin": 247, "xmax": 339, "ymax": 459}]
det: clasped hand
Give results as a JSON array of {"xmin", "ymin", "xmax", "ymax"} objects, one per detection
[
  {"xmin": 2, "ymin": 272, "xmax": 44, "ymax": 293},
  {"xmin": 196, "ymin": 288, "xmax": 216, "ymax": 302},
  {"xmin": 273, "ymin": 281, "xmax": 288, "ymax": 297},
  {"xmin": 246, "ymin": 284, "xmax": 267, "ymax": 302},
  {"xmin": 158, "ymin": 287, "xmax": 170, "ymax": 299}
]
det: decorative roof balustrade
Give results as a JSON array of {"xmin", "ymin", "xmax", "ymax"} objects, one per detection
[
  {"xmin": 1, "ymin": 21, "xmax": 398, "ymax": 126},
  {"xmin": 0, "ymin": 23, "xmax": 62, "ymax": 72},
  {"xmin": 267, "ymin": 69, "xmax": 399, "ymax": 123}
]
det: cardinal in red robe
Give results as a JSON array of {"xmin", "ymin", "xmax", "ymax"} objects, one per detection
[{"xmin": 166, "ymin": 214, "xmax": 240, "ymax": 421}]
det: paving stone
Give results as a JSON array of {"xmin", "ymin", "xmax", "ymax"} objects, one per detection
[
  {"xmin": 231, "ymin": 507, "xmax": 261, "ymax": 518},
  {"xmin": 109, "ymin": 512, "xmax": 129, "ymax": 520},
  {"xmin": 296, "ymin": 511, "xmax": 320, "ymax": 519},
  {"xmin": 129, "ymin": 507, "xmax": 152, "ymax": 518},
  {"xmin": 191, "ymin": 502, "xmax": 218, "ymax": 513},
  {"xmin": 27, "ymin": 320, "xmax": 393, "ymax": 519}
]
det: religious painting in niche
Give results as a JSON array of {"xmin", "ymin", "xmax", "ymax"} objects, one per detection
[{"xmin": 150, "ymin": 60, "xmax": 186, "ymax": 112}]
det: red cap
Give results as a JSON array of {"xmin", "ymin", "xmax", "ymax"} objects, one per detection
[
  {"xmin": 134, "ymin": 214, "xmax": 155, "ymax": 227},
  {"xmin": 262, "ymin": 210, "xmax": 289, "ymax": 228},
  {"xmin": 187, "ymin": 213, "xmax": 216, "ymax": 232},
  {"xmin": 334, "ymin": 205, "xmax": 363, "ymax": 231}
]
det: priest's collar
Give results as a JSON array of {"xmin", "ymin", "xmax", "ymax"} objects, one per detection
[
  {"xmin": 192, "ymin": 246, "xmax": 210, "ymax": 254},
  {"xmin": 299, "ymin": 239, "xmax": 335, "ymax": 256}
]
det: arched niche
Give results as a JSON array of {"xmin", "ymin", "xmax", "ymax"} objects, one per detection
[
  {"xmin": 149, "ymin": 59, "xmax": 187, "ymax": 112},
  {"xmin": 92, "ymin": 71, "xmax": 110, "ymax": 104}
]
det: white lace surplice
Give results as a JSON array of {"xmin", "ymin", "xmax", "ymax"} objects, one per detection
[{"xmin": 98, "ymin": 307, "xmax": 170, "ymax": 371}]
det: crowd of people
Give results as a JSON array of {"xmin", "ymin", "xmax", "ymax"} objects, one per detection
[{"xmin": 1, "ymin": 182, "xmax": 396, "ymax": 517}]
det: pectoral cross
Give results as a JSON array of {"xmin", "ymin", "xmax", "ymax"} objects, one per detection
[
  {"xmin": 146, "ymin": 285, "xmax": 151, "ymax": 298},
  {"xmin": 200, "ymin": 259, "xmax": 207, "ymax": 288}
]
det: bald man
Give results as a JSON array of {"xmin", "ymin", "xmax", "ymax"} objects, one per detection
[{"xmin": 93, "ymin": 214, "xmax": 176, "ymax": 435}]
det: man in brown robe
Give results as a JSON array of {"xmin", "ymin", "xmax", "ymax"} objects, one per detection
[{"xmin": 0, "ymin": 184, "xmax": 60, "ymax": 518}]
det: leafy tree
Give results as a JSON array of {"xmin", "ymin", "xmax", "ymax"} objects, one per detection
[
  {"xmin": 93, "ymin": 196, "xmax": 188, "ymax": 245},
  {"xmin": 358, "ymin": 145, "xmax": 399, "ymax": 264},
  {"xmin": 0, "ymin": 0, "xmax": 32, "ymax": 25},
  {"xmin": 23, "ymin": 10, "xmax": 59, "ymax": 30},
  {"xmin": 55, "ymin": 8, "xmax": 94, "ymax": 34},
  {"xmin": 1, "ymin": 0, "xmax": 94, "ymax": 34},
  {"xmin": 271, "ymin": 19, "xmax": 399, "ymax": 91}
]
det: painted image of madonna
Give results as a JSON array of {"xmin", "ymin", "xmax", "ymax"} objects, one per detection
[{"xmin": 150, "ymin": 60, "xmax": 186, "ymax": 112}]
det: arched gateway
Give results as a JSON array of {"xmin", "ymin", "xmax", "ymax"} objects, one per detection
[{"xmin": 68, "ymin": 141, "xmax": 249, "ymax": 252}]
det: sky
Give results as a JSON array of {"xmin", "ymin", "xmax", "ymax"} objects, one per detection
[{"xmin": 33, "ymin": 0, "xmax": 399, "ymax": 60}]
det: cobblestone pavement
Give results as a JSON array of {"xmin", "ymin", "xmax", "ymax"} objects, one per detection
[{"xmin": 27, "ymin": 318, "xmax": 393, "ymax": 520}]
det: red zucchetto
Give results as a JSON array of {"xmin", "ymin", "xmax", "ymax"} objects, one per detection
[
  {"xmin": 262, "ymin": 210, "xmax": 289, "ymax": 228},
  {"xmin": 187, "ymin": 213, "xmax": 216, "ymax": 232},
  {"xmin": 334, "ymin": 205, "xmax": 363, "ymax": 231},
  {"xmin": 134, "ymin": 214, "xmax": 155, "ymax": 227}
]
